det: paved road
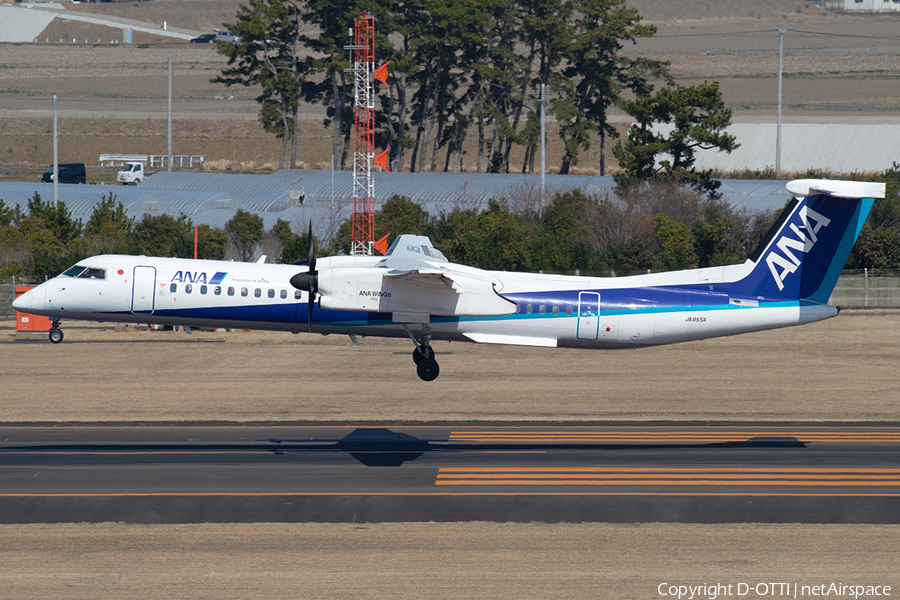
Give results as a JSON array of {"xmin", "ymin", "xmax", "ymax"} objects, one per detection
[{"xmin": 1, "ymin": 423, "xmax": 898, "ymax": 523}]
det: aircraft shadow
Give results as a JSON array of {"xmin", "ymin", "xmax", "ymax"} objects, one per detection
[
  {"xmin": 2, "ymin": 428, "xmax": 807, "ymax": 468},
  {"xmin": 269, "ymin": 428, "xmax": 807, "ymax": 467}
]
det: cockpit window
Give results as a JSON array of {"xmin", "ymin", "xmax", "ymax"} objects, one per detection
[
  {"xmin": 62, "ymin": 265, "xmax": 86, "ymax": 278},
  {"xmin": 80, "ymin": 268, "xmax": 106, "ymax": 279},
  {"xmin": 61, "ymin": 266, "xmax": 105, "ymax": 279}
]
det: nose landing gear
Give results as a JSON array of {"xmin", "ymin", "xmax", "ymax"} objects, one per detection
[
  {"xmin": 402, "ymin": 323, "xmax": 440, "ymax": 381},
  {"xmin": 49, "ymin": 320, "xmax": 64, "ymax": 344}
]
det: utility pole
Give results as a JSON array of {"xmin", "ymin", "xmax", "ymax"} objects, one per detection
[
  {"xmin": 168, "ymin": 54, "xmax": 173, "ymax": 172},
  {"xmin": 533, "ymin": 84, "xmax": 547, "ymax": 201},
  {"xmin": 52, "ymin": 95, "xmax": 58, "ymax": 208},
  {"xmin": 777, "ymin": 29, "xmax": 785, "ymax": 175},
  {"xmin": 540, "ymin": 83, "xmax": 546, "ymax": 201}
]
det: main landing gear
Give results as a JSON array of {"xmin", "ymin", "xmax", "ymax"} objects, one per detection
[
  {"xmin": 49, "ymin": 320, "xmax": 64, "ymax": 344},
  {"xmin": 403, "ymin": 323, "xmax": 440, "ymax": 382}
]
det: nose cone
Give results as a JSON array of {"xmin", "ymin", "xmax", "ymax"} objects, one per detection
[{"xmin": 11, "ymin": 289, "xmax": 31, "ymax": 311}]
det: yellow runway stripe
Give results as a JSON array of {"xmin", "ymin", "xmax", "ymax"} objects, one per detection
[
  {"xmin": 2, "ymin": 492, "xmax": 900, "ymax": 497},
  {"xmin": 439, "ymin": 467, "xmax": 900, "ymax": 473},
  {"xmin": 435, "ymin": 480, "xmax": 900, "ymax": 486},
  {"xmin": 449, "ymin": 432, "xmax": 900, "ymax": 442},
  {"xmin": 436, "ymin": 467, "xmax": 900, "ymax": 487},
  {"xmin": 436, "ymin": 473, "xmax": 900, "ymax": 481}
]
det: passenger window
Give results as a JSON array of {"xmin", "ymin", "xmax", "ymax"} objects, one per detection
[
  {"xmin": 215, "ymin": 286, "xmax": 221, "ymax": 296},
  {"xmin": 200, "ymin": 285, "xmax": 208, "ymax": 295},
  {"xmin": 539, "ymin": 304, "xmax": 546, "ymax": 314},
  {"xmin": 552, "ymin": 305, "xmax": 559, "ymax": 316},
  {"xmin": 241, "ymin": 287, "xmax": 248, "ymax": 297},
  {"xmin": 566, "ymin": 306, "xmax": 573, "ymax": 317},
  {"xmin": 280, "ymin": 289, "xmax": 287, "ymax": 299},
  {"xmin": 170, "ymin": 283, "xmax": 177, "ymax": 293},
  {"xmin": 525, "ymin": 304, "xmax": 533, "ymax": 314},
  {"xmin": 268, "ymin": 289, "xmax": 275, "ymax": 299},
  {"xmin": 185, "ymin": 284, "xmax": 192, "ymax": 294},
  {"xmin": 228, "ymin": 287, "xmax": 235, "ymax": 296},
  {"xmin": 254, "ymin": 288, "xmax": 261, "ymax": 298},
  {"xmin": 294, "ymin": 291, "xmax": 302, "ymax": 300}
]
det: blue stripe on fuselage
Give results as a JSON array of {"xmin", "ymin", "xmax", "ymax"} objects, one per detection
[{"xmin": 101, "ymin": 283, "xmax": 794, "ymax": 330}]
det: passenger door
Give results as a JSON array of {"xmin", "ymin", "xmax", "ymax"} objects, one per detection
[
  {"xmin": 132, "ymin": 266, "xmax": 156, "ymax": 314},
  {"xmin": 576, "ymin": 291, "xmax": 600, "ymax": 341}
]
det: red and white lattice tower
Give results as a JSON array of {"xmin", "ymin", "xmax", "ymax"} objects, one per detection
[
  {"xmin": 347, "ymin": 13, "xmax": 390, "ymax": 256},
  {"xmin": 349, "ymin": 14, "xmax": 376, "ymax": 256}
]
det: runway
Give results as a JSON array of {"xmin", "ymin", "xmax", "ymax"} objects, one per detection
[{"xmin": 1, "ymin": 423, "xmax": 898, "ymax": 524}]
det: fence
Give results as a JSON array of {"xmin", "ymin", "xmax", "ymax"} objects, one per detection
[
  {"xmin": 97, "ymin": 155, "xmax": 205, "ymax": 168},
  {"xmin": 828, "ymin": 270, "xmax": 900, "ymax": 309},
  {"xmin": 3, "ymin": 272, "xmax": 899, "ymax": 318},
  {"xmin": 1, "ymin": 276, "xmax": 47, "ymax": 317}
]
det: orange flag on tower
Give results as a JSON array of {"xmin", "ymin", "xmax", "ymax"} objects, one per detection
[
  {"xmin": 374, "ymin": 232, "xmax": 391, "ymax": 255},
  {"xmin": 374, "ymin": 148, "xmax": 391, "ymax": 173},
  {"xmin": 374, "ymin": 62, "xmax": 391, "ymax": 87}
]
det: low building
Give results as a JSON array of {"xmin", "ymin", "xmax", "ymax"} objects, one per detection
[{"xmin": 823, "ymin": 0, "xmax": 900, "ymax": 11}]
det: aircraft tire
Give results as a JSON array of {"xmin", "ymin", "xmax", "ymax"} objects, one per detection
[
  {"xmin": 49, "ymin": 328, "xmax": 64, "ymax": 344},
  {"xmin": 412, "ymin": 348, "xmax": 433, "ymax": 365},
  {"xmin": 416, "ymin": 359, "xmax": 440, "ymax": 382}
]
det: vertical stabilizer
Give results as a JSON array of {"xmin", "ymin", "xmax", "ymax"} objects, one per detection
[{"xmin": 729, "ymin": 179, "xmax": 883, "ymax": 304}]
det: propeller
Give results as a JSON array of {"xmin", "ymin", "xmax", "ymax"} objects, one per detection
[{"xmin": 289, "ymin": 222, "xmax": 317, "ymax": 331}]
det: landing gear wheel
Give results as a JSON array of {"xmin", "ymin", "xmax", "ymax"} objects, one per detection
[
  {"xmin": 412, "ymin": 347, "xmax": 433, "ymax": 365},
  {"xmin": 49, "ymin": 328, "xmax": 64, "ymax": 344},
  {"xmin": 416, "ymin": 358, "xmax": 440, "ymax": 382}
]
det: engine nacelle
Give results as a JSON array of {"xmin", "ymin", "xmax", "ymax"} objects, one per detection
[{"xmin": 318, "ymin": 267, "xmax": 517, "ymax": 316}]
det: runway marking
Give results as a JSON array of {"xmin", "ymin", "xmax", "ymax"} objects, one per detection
[
  {"xmin": 1, "ymin": 492, "xmax": 900, "ymax": 497},
  {"xmin": 436, "ymin": 467, "xmax": 900, "ymax": 488},
  {"xmin": 449, "ymin": 429, "xmax": 900, "ymax": 443}
]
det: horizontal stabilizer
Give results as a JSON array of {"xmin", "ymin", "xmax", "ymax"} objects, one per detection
[{"xmin": 786, "ymin": 179, "xmax": 885, "ymax": 200}]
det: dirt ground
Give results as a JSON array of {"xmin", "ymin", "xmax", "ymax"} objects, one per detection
[
  {"xmin": 2, "ymin": 1, "xmax": 900, "ymax": 173},
  {"xmin": 0, "ymin": 522, "xmax": 897, "ymax": 600},
  {"xmin": 2, "ymin": 309, "xmax": 898, "ymax": 423}
]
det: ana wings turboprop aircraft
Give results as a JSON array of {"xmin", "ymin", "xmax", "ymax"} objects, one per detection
[{"xmin": 13, "ymin": 179, "xmax": 884, "ymax": 381}]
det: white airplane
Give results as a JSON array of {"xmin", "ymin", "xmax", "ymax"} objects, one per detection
[{"xmin": 13, "ymin": 178, "xmax": 884, "ymax": 381}]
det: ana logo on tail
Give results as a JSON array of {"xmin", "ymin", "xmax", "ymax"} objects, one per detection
[{"xmin": 766, "ymin": 205, "xmax": 831, "ymax": 291}]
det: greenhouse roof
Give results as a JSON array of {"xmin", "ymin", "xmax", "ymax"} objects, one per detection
[{"xmin": 0, "ymin": 171, "xmax": 793, "ymax": 234}]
